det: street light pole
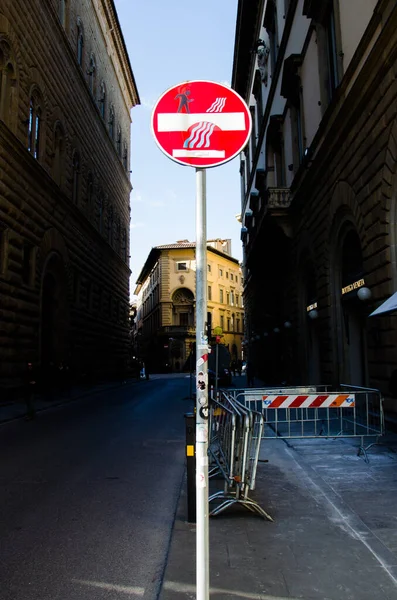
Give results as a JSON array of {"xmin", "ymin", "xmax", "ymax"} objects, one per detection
[{"xmin": 195, "ymin": 167, "xmax": 209, "ymax": 600}]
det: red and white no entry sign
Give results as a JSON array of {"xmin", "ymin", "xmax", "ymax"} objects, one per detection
[{"xmin": 151, "ymin": 80, "xmax": 252, "ymax": 168}]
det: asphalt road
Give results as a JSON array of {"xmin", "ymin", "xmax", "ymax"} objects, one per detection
[{"xmin": 0, "ymin": 375, "xmax": 191, "ymax": 600}]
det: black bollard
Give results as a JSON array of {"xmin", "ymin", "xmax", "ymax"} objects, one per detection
[{"xmin": 184, "ymin": 412, "xmax": 196, "ymax": 523}]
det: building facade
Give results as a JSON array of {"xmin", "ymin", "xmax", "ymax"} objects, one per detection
[
  {"xmin": 0, "ymin": 0, "xmax": 139, "ymax": 393},
  {"xmin": 134, "ymin": 240, "xmax": 244, "ymax": 372},
  {"xmin": 232, "ymin": 0, "xmax": 397, "ymax": 408}
]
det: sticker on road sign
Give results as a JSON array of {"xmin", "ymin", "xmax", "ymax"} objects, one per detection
[
  {"xmin": 151, "ymin": 80, "xmax": 252, "ymax": 169},
  {"xmin": 199, "ymin": 406, "xmax": 209, "ymax": 420}
]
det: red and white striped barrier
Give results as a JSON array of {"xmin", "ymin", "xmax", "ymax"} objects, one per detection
[{"xmin": 260, "ymin": 394, "xmax": 355, "ymax": 409}]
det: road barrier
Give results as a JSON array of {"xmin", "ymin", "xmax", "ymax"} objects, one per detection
[
  {"xmin": 208, "ymin": 392, "xmax": 273, "ymax": 520},
  {"xmin": 229, "ymin": 385, "xmax": 384, "ymax": 463}
]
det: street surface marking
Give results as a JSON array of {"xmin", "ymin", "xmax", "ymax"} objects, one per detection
[{"xmin": 72, "ymin": 579, "xmax": 144, "ymax": 595}]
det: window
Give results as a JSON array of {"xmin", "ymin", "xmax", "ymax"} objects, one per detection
[
  {"xmin": 86, "ymin": 171, "xmax": 94, "ymax": 212},
  {"xmin": 230, "ymin": 273, "xmax": 234, "ymax": 281},
  {"xmin": 303, "ymin": 1, "xmax": 341, "ymax": 108},
  {"xmin": 72, "ymin": 151, "xmax": 80, "ymax": 204},
  {"xmin": 219, "ymin": 268, "xmax": 223, "ymax": 277},
  {"xmin": 226, "ymin": 272, "xmax": 229, "ymax": 279},
  {"xmin": 0, "ymin": 41, "xmax": 17, "ymax": 129},
  {"xmin": 325, "ymin": 3, "xmax": 339, "ymax": 101},
  {"xmin": 236, "ymin": 276, "xmax": 238, "ymax": 284},
  {"xmin": 264, "ymin": 0, "xmax": 278, "ymax": 73},
  {"xmin": 177, "ymin": 262, "xmax": 187, "ymax": 271},
  {"xmin": 123, "ymin": 144, "xmax": 128, "ymax": 170},
  {"xmin": 88, "ymin": 54, "xmax": 96, "ymax": 96},
  {"xmin": 28, "ymin": 94, "xmax": 41, "ymax": 159},
  {"xmin": 208, "ymin": 285, "xmax": 212, "ymax": 301},
  {"xmin": 77, "ymin": 22, "xmax": 84, "ymax": 67},
  {"xmin": 250, "ymin": 106, "xmax": 256, "ymax": 159},
  {"xmin": 99, "ymin": 81, "xmax": 106, "ymax": 118},
  {"xmin": 226, "ymin": 292, "xmax": 230, "ymax": 305},
  {"xmin": 109, "ymin": 105, "xmax": 115, "ymax": 140},
  {"xmin": 235, "ymin": 294, "xmax": 239, "ymax": 307},
  {"xmin": 59, "ymin": 0, "xmax": 69, "ymax": 28},
  {"xmin": 230, "ymin": 291, "xmax": 235, "ymax": 306},
  {"xmin": 219, "ymin": 289, "xmax": 224, "ymax": 303},
  {"xmin": 121, "ymin": 228, "xmax": 127, "ymax": 262},
  {"xmin": 97, "ymin": 191, "xmax": 104, "ymax": 233},
  {"xmin": 117, "ymin": 126, "xmax": 122, "ymax": 156},
  {"xmin": 106, "ymin": 204, "xmax": 113, "ymax": 245},
  {"xmin": 208, "ymin": 264, "xmax": 211, "ymax": 272},
  {"xmin": 281, "ymin": 55, "xmax": 304, "ymax": 168},
  {"xmin": 53, "ymin": 122, "xmax": 65, "ymax": 185},
  {"xmin": 236, "ymin": 318, "xmax": 240, "ymax": 332},
  {"xmin": 180, "ymin": 312, "xmax": 189, "ymax": 326},
  {"xmin": 220, "ymin": 315, "xmax": 224, "ymax": 329},
  {"xmin": 227, "ymin": 317, "xmax": 230, "ymax": 332}
]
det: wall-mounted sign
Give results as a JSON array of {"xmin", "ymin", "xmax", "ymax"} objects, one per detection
[
  {"xmin": 306, "ymin": 302, "xmax": 318, "ymax": 312},
  {"xmin": 341, "ymin": 279, "xmax": 365, "ymax": 295}
]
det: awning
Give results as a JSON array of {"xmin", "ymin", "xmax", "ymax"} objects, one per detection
[{"xmin": 369, "ymin": 291, "xmax": 397, "ymax": 317}]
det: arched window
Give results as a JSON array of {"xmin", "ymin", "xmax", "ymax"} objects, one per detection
[
  {"xmin": 106, "ymin": 203, "xmax": 113, "ymax": 245},
  {"xmin": 72, "ymin": 151, "xmax": 80, "ymax": 204},
  {"xmin": 121, "ymin": 228, "xmax": 127, "ymax": 262},
  {"xmin": 59, "ymin": 0, "xmax": 67, "ymax": 27},
  {"xmin": 0, "ymin": 41, "xmax": 17, "ymax": 129},
  {"xmin": 123, "ymin": 143, "xmax": 128, "ymax": 170},
  {"xmin": 108, "ymin": 105, "xmax": 114, "ymax": 140},
  {"xmin": 96, "ymin": 190, "xmax": 104, "ymax": 232},
  {"xmin": 88, "ymin": 54, "xmax": 96, "ymax": 96},
  {"xmin": 86, "ymin": 171, "xmax": 94, "ymax": 211},
  {"xmin": 117, "ymin": 126, "xmax": 122, "ymax": 156},
  {"xmin": 99, "ymin": 81, "xmax": 106, "ymax": 118},
  {"xmin": 53, "ymin": 122, "xmax": 65, "ymax": 186},
  {"xmin": 28, "ymin": 92, "xmax": 42, "ymax": 160},
  {"xmin": 77, "ymin": 19, "xmax": 84, "ymax": 67}
]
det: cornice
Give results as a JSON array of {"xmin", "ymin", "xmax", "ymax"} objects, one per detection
[{"xmin": 101, "ymin": 0, "xmax": 140, "ymax": 107}]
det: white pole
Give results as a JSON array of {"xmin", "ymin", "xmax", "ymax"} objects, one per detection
[{"xmin": 195, "ymin": 167, "xmax": 209, "ymax": 600}]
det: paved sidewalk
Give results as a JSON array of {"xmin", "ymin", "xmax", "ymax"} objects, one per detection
[{"xmin": 160, "ymin": 432, "xmax": 397, "ymax": 599}]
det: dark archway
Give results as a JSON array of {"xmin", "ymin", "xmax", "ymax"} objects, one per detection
[{"xmin": 40, "ymin": 252, "xmax": 70, "ymax": 370}]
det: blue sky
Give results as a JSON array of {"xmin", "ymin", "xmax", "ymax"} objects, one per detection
[{"xmin": 113, "ymin": 0, "xmax": 242, "ymax": 292}]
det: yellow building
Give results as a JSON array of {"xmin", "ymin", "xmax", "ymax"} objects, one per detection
[{"xmin": 134, "ymin": 239, "xmax": 244, "ymax": 372}]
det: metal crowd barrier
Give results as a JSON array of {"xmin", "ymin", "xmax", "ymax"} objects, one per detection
[
  {"xmin": 231, "ymin": 384, "xmax": 384, "ymax": 463},
  {"xmin": 208, "ymin": 392, "xmax": 273, "ymax": 520}
]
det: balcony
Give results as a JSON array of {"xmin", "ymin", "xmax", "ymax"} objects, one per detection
[
  {"xmin": 161, "ymin": 325, "xmax": 196, "ymax": 336},
  {"xmin": 267, "ymin": 187, "xmax": 292, "ymax": 237}
]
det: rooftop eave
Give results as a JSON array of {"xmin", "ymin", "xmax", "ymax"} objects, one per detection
[
  {"xmin": 231, "ymin": 0, "xmax": 264, "ymax": 99},
  {"xmin": 103, "ymin": 0, "xmax": 141, "ymax": 107}
]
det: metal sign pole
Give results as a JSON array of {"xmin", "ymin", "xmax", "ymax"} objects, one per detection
[{"xmin": 195, "ymin": 167, "xmax": 209, "ymax": 600}]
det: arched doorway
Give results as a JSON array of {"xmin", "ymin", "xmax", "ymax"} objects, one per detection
[
  {"xmin": 40, "ymin": 252, "xmax": 70, "ymax": 370},
  {"xmin": 336, "ymin": 229, "xmax": 368, "ymax": 385}
]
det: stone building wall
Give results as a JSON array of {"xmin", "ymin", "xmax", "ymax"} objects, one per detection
[{"xmin": 0, "ymin": 0, "xmax": 139, "ymax": 391}]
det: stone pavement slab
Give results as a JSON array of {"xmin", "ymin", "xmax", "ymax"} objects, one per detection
[{"xmin": 160, "ymin": 434, "xmax": 397, "ymax": 599}]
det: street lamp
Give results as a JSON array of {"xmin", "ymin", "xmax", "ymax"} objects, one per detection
[
  {"xmin": 308, "ymin": 308, "xmax": 318, "ymax": 320},
  {"xmin": 357, "ymin": 286, "xmax": 372, "ymax": 301}
]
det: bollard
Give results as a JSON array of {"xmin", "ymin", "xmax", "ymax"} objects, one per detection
[{"xmin": 184, "ymin": 412, "xmax": 196, "ymax": 523}]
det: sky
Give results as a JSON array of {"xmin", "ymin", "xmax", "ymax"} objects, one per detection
[{"xmin": 113, "ymin": 0, "xmax": 242, "ymax": 294}]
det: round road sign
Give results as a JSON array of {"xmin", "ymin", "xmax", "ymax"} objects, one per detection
[{"xmin": 151, "ymin": 80, "xmax": 252, "ymax": 169}]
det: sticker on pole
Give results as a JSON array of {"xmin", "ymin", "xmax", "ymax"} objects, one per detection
[{"xmin": 151, "ymin": 80, "xmax": 252, "ymax": 168}]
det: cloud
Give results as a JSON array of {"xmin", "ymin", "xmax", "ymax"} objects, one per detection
[{"xmin": 131, "ymin": 222, "xmax": 144, "ymax": 229}]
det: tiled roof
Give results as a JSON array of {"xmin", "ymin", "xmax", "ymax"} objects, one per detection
[{"xmin": 155, "ymin": 242, "xmax": 196, "ymax": 249}]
